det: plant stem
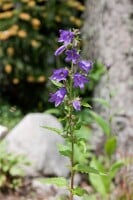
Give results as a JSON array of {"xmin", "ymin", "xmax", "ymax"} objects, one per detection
[
  {"xmin": 69, "ymin": 61, "xmax": 75, "ymax": 200},
  {"xmin": 70, "ymin": 131, "xmax": 74, "ymax": 200}
]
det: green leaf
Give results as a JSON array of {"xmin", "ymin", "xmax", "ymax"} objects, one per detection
[
  {"xmin": 109, "ymin": 161, "xmax": 124, "ymax": 179},
  {"xmin": 81, "ymin": 102, "xmax": 92, "ymax": 108},
  {"xmin": 75, "ymin": 125, "xmax": 90, "ymax": 141},
  {"xmin": 104, "ymin": 137, "xmax": 117, "ymax": 157},
  {"xmin": 74, "ymin": 164, "xmax": 101, "ymax": 175},
  {"xmin": 89, "ymin": 158, "xmax": 110, "ymax": 195},
  {"xmin": 58, "ymin": 144, "xmax": 71, "ymax": 157},
  {"xmin": 89, "ymin": 111, "xmax": 110, "ymax": 136},
  {"xmin": 74, "ymin": 144, "xmax": 88, "ymax": 164},
  {"xmin": 51, "ymin": 80, "xmax": 63, "ymax": 88},
  {"xmin": 83, "ymin": 194, "xmax": 97, "ymax": 200},
  {"xmin": 78, "ymin": 140, "xmax": 87, "ymax": 153},
  {"xmin": 2, "ymin": 165, "xmax": 10, "ymax": 172},
  {"xmin": 44, "ymin": 108, "xmax": 60, "ymax": 115},
  {"xmin": 93, "ymin": 98, "xmax": 110, "ymax": 108},
  {"xmin": 72, "ymin": 187, "xmax": 87, "ymax": 196},
  {"xmin": 39, "ymin": 177, "xmax": 68, "ymax": 187},
  {"xmin": 42, "ymin": 126, "xmax": 63, "ymax": 135},
  {"xmin": 10, "ymin": 167, "xmax": 24, "ymax": 176}
]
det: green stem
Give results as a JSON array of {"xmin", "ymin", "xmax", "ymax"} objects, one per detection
[
  {"xmin": 69, "ymin": 61, "xmax": 75, "ymax": 200},
  {"xmin": 70, "ymin": 131, "xmax": 74, "ymax": 200}
]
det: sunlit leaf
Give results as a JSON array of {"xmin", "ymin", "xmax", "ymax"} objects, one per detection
[
  {"xmin": 42, "ymin": 126, "xmax": 63, "ymax": 135},
  {"xmin": 10, "ymin": 167, "xmax": 24, "ymax": 176},
  {"xmin": 74, "ymin": 164, "xmax": 102, "ymax": 175},
  {"xmin": 75, "ymin": 125, "xmax": 90, "ymax": 140},
  {"xmin": 81, "ymin": 102, "xmax": 92, "ymax": 108},
  {"xmin": 72, "ymin": 187, "xmax": 87, "ymax": 196},
  {"xmin": 83, "ymin": 194, "xmax": 97, "ymax": 200},
  {"xmin": 109, "ymin": 161, "xmax": 124, "ymax": 179},
  {"xmin": 39, "ymin": 177, "xmax": 68, "ymax": 187},
  {"xmin": 51, "ymin": 80, "xmax": 63, "ymax": 88},
  {"xmin": 44, "ymin": 108, "xmax": 60, "ymax": 115},
  {"xmin": 58, "ymin": 144, "xmax": 71, "ymax": 157}
]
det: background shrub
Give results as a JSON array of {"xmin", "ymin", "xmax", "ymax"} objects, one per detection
[{"xmin": 0, "ymin": 0, "xmax": 84, "ymax": 113}]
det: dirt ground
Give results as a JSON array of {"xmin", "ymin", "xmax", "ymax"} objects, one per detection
[
  {"xmin": 0, "ymin": 194, "xmax": 49, "ymax": 200},
  {"xmin": 0, "ymin": 178, "xmax": 57, "ymax": 200},
  {"xmin": 0, "ymin": 190, "xmax": 54, "ymax": 200}
]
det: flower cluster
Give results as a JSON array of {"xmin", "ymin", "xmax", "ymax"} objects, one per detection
[{"xmin": 49, "ymin": 29, "xmax": 93, "ymax": 111}]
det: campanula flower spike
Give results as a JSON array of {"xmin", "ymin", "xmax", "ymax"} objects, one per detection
[{"xmin": 49, "ymin": 29, "xmax": 93, "ymax": 200}]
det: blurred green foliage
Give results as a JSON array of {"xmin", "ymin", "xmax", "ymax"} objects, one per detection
[
  {"xmin": 0, "ymin": 100, "xmax": 22, "ymax": 129},
  {"xmin": 0, "ymin": 0, "xmax": 85, "ymax": 112},
  {"xmin": 0, "ymin": 141, "xmax": 29, "ymax": 192}
]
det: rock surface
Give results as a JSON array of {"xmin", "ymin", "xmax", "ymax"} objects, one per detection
[
  {"xmin": 32, "ymin": 178, "xmax": 83, "ymax": 200},
  {"xmin": 83, "ymin": 0, "xmax": 133, "ymax": 155},
  {"xmin": 0, "ymin": 125, "xmax": 8, "ymax": 140},
  {"xmin": 6, "ymin": 113, "xmax": 69, "ymax": 177}
]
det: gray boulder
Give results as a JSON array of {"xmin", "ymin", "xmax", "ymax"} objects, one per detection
[
  {"xmin": 6, "ymin": 113, "xmax": 69, "ymax": 177},
  {"xmin": 0, "ymin": 125, "xmax": 8, "ymax": 140},
  {"xmin": 83, "ymin": 0, "xmax": 133, "ymax": 155}
]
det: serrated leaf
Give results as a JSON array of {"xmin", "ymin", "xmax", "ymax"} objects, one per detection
[
  {"xmin": 58, "ymin": 144, "xmax": 71, "ymax": 157},
  {"xmin": 104, "ymin": 137, "xmax": 117, "ymax": 157},
  {"xmin": 93, "ymin": 98, "xmax": 110, "ymax": 108},
  {"xmin": 44, "ymin": 108, "xmax": 60, "ymax": 115},
  {"xmin": 109, "ymin": 161, "xmax": 124, "ymax": 179},
  {"xmin": 72, "ymin": 187, "xmax": 87, "ymax": 196},
  {"xmin": 39, "ymin": 177, "xmax": 68, "ymax": 187},
  {"xmin": 89, "ymin": 111, "xmax": 110, "ymax": 136},
  {"xmin": 51, "ymin": 80, "xmax": 63, "ymax": 88},
  {"xmin": 42, "ymin": 126, "xmax": 63, "ymax": 135},
  {"xmin": 81, "ymin": 102, "xmax": 92, "ymax": 108},
  {"xmin": 74, "ymin": 164, "xmax": 102, "ymax": 175}
]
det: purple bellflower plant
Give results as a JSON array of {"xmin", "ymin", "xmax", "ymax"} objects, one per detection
[
  {"xmin": 49, "ymin": 29, "xmax": 92, "ymax": 110},
  {"xmin": 48, "ymin": 29, "xmax": 93, "ymax": 200}
]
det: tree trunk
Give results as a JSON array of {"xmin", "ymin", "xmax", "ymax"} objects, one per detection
[{"xmin": 83, "ymin": 0, "xmax": 133, "ymax": 155}]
